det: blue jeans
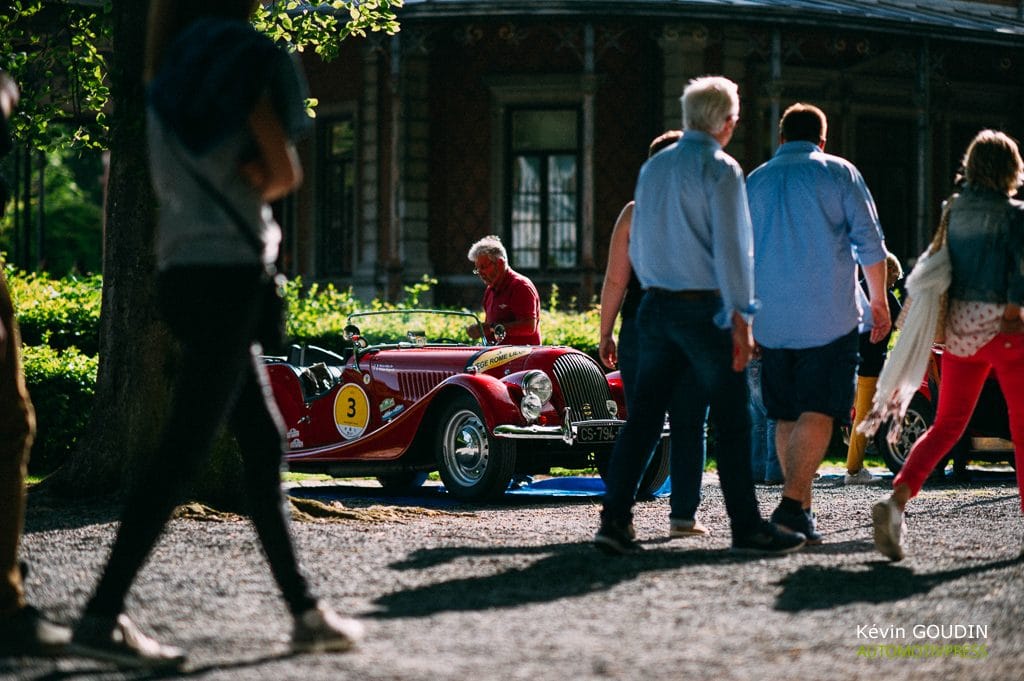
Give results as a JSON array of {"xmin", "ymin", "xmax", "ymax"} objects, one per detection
[
  {"xmin": 602, "ymin": 291, "xmax": 762, "ymax": 537},
  {"xmin": 618, "ymin": 316, "xmax": 705, "ymax": 520},
  {"xmin": 747, "ymin": 358, "xmax": 783, "ymax": 482}
]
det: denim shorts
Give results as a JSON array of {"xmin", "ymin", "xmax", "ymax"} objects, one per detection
[{"xmin": 760, "ymin": 328, "xmax": 859, "ymax": 425}]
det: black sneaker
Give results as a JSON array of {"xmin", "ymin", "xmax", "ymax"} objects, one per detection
[
  {"xmin": 69, "ymin": 614, "xmax": 186, "ymax": 670},
  {"xmin": 770, "ymin": 505, "xmax": 823, "ymax": 545},
  {"xmin": 594, "ymin": 517, "xmax": 643, "ymax": 555},
  {"xmin": 731, "ymin": 521, "xmax": 806, "ymax": 555},
  {"xmin": 0, "ymin": 605, "xmax": 71, "ymax": 657}
]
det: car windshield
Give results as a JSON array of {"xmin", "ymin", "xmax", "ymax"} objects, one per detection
[{"xmin": 346, "ymin": 309, "xmax": 487, "ymax": 347}]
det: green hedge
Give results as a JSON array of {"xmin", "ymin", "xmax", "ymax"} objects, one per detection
[
  {"xmin": 286, "ymin": 277, "xmax": 603, "ymax": 357},
  {"xmin": 20, "ymin": 344, "xmax": 98, "ymax": 474},
  {"xmin": 7, "ymin": 268, "xmax": 102, "ymax": 356}
]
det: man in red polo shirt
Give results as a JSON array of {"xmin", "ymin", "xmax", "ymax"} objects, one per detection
[{"xmin": 466, "ymin": 235, "xmax": 541, "ymax": 345}]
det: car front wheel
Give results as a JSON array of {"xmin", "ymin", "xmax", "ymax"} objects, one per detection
[{"xmin": 435, "ymin": 394, "xmax": 515, "ymax": 501}]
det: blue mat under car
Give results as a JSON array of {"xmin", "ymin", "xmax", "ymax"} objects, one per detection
[{"xmin": 505, "ymin": 475, "xmax": 670, "ymax": 498}]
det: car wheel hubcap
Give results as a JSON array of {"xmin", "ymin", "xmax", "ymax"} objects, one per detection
[
  {"xmin": 442, "ymin": 409, "xmax": 489, "ymax": 487},
  {"xmin": 892, "ymin": 409, "xmax": 928, "ymax": 466}
]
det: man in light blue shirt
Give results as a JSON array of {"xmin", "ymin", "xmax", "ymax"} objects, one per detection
[
  {"xmin": 746, "ymin": 103, "xmax": 890, "ymax": 544},
  {"xmin": 594, "ymin": 76, "xmax": 805, "ymax": 557}
]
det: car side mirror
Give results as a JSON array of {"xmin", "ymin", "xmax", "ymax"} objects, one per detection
[{"xmin": 344, "ymin": 324, "xmax": 367, "ymax": 349}]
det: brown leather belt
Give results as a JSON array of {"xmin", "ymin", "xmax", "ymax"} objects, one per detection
[{"xmin": 647, "ymin": 287, "xmax": 720, "ymax": 301}]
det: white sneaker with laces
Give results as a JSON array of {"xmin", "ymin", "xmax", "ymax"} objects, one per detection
[
  {"xmin": 292, "ymin": 603, "xmax": 364, "ymax": 653},
  {"xmin": 872, "ymin": 497, "xmax": 906, "ymax": 561},
  {"xmin": 845, "ymin": 468, "xmax": 880, "ymax": 485}
]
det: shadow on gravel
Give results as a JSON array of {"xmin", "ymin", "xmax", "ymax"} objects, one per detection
[
  {"xmin": 774, "ymin": 555, "xmax": 1024, "ymax": 612},
  {"xmin": 11, "ymin": 650, "xmax": 300, "ymax": 680},
  {"xmin": 23, "ymin": 495, "xmax": 122, "ymax": 534},
  {"xmin": 368, "ymin": 542, "xmax": 790, "ymax": 619}
]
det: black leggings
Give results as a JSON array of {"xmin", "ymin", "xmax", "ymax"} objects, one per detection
[{"xmin": 84, "ymin": 266, "xmax": 316, "ymax": 619}]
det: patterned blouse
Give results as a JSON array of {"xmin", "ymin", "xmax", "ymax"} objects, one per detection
[{"xmin": 944, "ymin": 299, "xmax": 1006, "ymax": 357}]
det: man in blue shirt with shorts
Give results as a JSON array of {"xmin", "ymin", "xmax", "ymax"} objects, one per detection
[{"xmin": 747, "ymin": 103, "xmax": 890, "ymax": 544}]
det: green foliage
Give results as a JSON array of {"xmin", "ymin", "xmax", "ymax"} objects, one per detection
[
  {"xmin": 285, "ymin": 274, "xmax": 460, "ymax": 349},
  {"xmin": 0, "ymin": 1, "xmax": 110, "ymax": 152},
  {"xmin": 21, "ymin": 344, "xmax": 98, "ymax": 474},
  {"xmin": 6, "ymin": 265, "xmax": 102, "ymax": 355},
  {"xmin": 0, "ymin": 148, "xmax": 105, "ymax": 275},
  {"xmin": 0, "ymin": 1, "xmax": 402, "ymax": 155},
  {"xmin": 253, "ymin": 0, "xmax": 402, "ymax": 61},
  {"xmin": 4, "ymin": 267, "xmax": 604, "ymax": 360},
  {"xmin": 284, "ymin": 275, "xmax": 361, "ymax": 349},
  {"xmin": 542, "ymin": 305, "xmax": 600, "ymax": 355}
]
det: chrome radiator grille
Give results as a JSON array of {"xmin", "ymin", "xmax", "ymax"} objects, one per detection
[{"xmin": 551, "ymin": 353, "xmax": 615, "ymax": 421}]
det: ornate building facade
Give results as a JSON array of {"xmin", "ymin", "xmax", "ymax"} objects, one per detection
[{"xmin": 285, "ymin": 0, "xmax": 1024, "ymax": 308}]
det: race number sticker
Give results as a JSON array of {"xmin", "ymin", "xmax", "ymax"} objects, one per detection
[{"xmin": 334, "ymin": 384, "xmax": 370, "ymax": 440}]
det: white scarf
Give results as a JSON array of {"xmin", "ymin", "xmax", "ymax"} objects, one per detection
[{"xmin": 856, "ymin": 243, "xmax": 951, "ymax": 442}]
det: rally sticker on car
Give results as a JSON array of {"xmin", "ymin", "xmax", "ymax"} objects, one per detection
[
  {"xmin": 334, "ymin": 383, "xmax": 370, "ymax": 440},
  {"xmin": 469, "ymin": 347, "xmax": 532, "ymax": 373}
]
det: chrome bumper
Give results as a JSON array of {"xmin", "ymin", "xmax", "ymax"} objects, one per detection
[{"xmin": 493, "ymin": 409, "xmax": 670, "ymax": 446}]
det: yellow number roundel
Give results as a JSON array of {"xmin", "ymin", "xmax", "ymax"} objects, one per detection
[{"xmin": 334, "ymin": 384, "xmax": 370, "ymax": 440}]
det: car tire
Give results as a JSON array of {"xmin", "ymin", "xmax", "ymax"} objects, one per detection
[
  {"xmin": 875, "ymin": 392, "xmax": 947, "ymax": 477},
  {"xmin": 636, "ymin": 439, "xmax": 670, "ymax": 500},
  {"xmin": 435, "ymin": 394, "xmax": 515, "ymax": 501},
  {"xmin": 595, "ymin": 439, "xmax": 670, "ymax": 500},
  {"xmin": 376, "ymin": 472, "xmax": 428, "ymax": 493}
]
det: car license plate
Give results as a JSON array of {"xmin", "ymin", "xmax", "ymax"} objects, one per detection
[{"xmin": 577, "ymin": 424, "xmax": 620, "ymax": 443}]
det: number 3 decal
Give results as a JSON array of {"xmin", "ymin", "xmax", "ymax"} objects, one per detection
[{"xmin": 334, "ymin": 384, "xmax": 370, "ymax": 440}]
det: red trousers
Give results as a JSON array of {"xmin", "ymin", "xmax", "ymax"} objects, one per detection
[{"xmin": 894, "ymin": 333, "xmax": 1024, "ymax": 512}]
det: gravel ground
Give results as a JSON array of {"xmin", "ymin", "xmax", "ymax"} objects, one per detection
[{"xmin": 4, "ymin": 465, "xmax": 1024, "ymax": 681}]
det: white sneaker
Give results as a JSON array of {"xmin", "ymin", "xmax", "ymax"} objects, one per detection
[
  {"xmin": 69, "ymin": 614, "xmax": 186, "ymax": 670},
  {"xmin": 292, "ymin": 604, "xmax": 364, "ymax": 653},
  {"xmin": 872, "ymin": 497, "xmax": 906, "ymax": 561},
  {"xmin": 845, "ymin": 468, "xmax": 880, "ymax": 485},
  {"xmin": 669, "ymin": 518, "xmax": 709, "ymax": 538}
]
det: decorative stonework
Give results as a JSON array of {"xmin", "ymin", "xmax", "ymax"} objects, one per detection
[
  {"xmin": 657, "ymin": 23, "xmax": 714, "ymax": 49},
  {"xmin": 497, "ymin": 23, "xmax": 529, "ymax": 46},
  {"xmin": 454, "ymin": 24, "xmax": 484, "ymax": 47}
]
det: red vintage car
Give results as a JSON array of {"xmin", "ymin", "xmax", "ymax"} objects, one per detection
[
  {"xmin": 872, "ymin": 346, "xmax": 1014, "ymax": 477},
  {"xmin": 264, "ymin": 309, "xmax": 669, "ymax": 501}
]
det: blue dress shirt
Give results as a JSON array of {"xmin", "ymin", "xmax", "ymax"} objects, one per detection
[
  {"xmin": 747, "ymin": 141, "xmax": 887, "ymax": 348},
  {"xmin": 629, "ymin": 130, "xmax": 758, "ymax": 329}
]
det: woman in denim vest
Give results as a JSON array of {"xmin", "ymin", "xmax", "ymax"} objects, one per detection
[{"xmin": 872, "ymin": 129, "xmax": 1024, "ymax": 561}]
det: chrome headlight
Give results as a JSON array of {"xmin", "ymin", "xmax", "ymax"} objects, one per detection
[
  {"xmin": 522, "ymin": 371, "xmax": 553, "ymax": 403},
  {"xmin": 520, "ymin": 393, "xmax": 543, "ymax": 421},
  {"xmin": 519, "ymin": 370, "xmax": 552, "ymax": 422}
]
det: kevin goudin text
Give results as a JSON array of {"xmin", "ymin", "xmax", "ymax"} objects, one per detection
[{"xmin": 856, "ymin": 624, "xmax": 989, "ymax": 640}]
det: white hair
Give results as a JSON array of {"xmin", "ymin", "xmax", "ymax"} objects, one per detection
[
  {"xmin": 467, "ymin": 235, "xmax": 507, "ymax": 262},
  {"xmin": 681, "ymin": 76, "xmax": 740, "ymax": 135}
]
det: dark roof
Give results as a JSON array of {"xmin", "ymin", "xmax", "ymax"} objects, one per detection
[{"xmin": 398, "ymin": 0, "xmax": 1024, "ymax": 44}]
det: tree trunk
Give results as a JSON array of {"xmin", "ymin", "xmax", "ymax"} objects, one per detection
[
  {"xmin": 45, "ymin": 0, "xmax": 249, "ymax": 508},
  {"xmin": 44, "ymin": 0, "xmax": 175, "ymax": 496}
]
